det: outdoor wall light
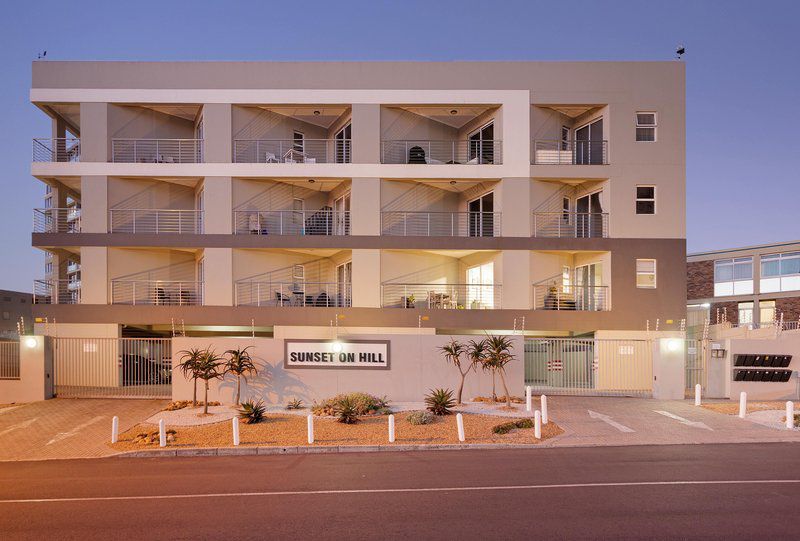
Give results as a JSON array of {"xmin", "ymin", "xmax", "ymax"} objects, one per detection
[
  {"xmin": 24, "ymin": 337, "xmax": 38, "ymax": 348},
  {"xmin": 666, "ymin": 339, "xmax": 681, "ymax": 352},
  {"xmin": 700, "ymin": 303, "xmax": 710, "ymax": 308},
  {"xmin": 313, "ymin": 110, "xmax": 321, "ymax": 115},
  {"xmin": 331, "ymin": 341, "xmax": 343, "ymax": 353},
  {"xmin": 450, "ymin": 109, "xmax": 458, "ymax": 115}
]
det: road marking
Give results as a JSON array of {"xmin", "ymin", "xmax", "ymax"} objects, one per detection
[
  {"xmin": 46, "ymin": 416, "xmax": 105, "ymax": 445},
  {"xmin": 587, "ymin": 410, "xmax": 635, "ymax": 433},
  {"xmin": 2, "ymin": 479, "xmax": 800, "ymax": 504},
  {"xmin": 653, "ymin": 410, "xmax": 713, "ymax": 431},
  {"xmin": 0, "ymin": 418, "xmax": 37, "ymax": 437}
]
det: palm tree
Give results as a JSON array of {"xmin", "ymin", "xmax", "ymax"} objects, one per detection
[
  {"xmin": 195, "ymin": 349, "xmax": 225, "ymax": 414},
  {"xmin": 439, "ymin": 339, "xmax": 477, "ymax": 405},
  {"xmin": 482, "ymin": 335, "xmax": 516, "ymax": 408},
  {"xmin": 467, "ymin": 339, "xmax": 492, "ymax": 401},
  {"xmin": 177, "ymin": 348, "xmax": 205, "ymax": 406},
  {"xmin": 224, "ymin": 346, "xmax": 257, "ymax": 405}
]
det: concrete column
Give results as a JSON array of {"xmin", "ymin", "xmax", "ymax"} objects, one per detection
[
  {"xmin": 652, "ymin": 338, "xmax": 686, "ymax": 399},
  {"xmin": 201, "ymin": 177, "xmax": 232, "ymax": 234},
  {"xmin": 500, "ymin": 93, "xmax": 531, "ymax": 174},
  {"xmin": 79, "ymin": 103, "xmax": 108, "ymax": 162},
  {"xmin": 51, "ymin": 116, "xmax": 66, "ymax": 139},
  {"xmin": 80, "ymin": 247, "xmax": 108, "ymax": 304},
  {"xmin": 501, "ymin": 251, "xmax": 532, "ymax": 309},
  {"xmin": 80, "ymin": 176, "xmax": 108, "ymax": 233},
  {"xmin": 350, "ymin": 178, "xmax": 380, "ymax": 235},
  {"xmin": 202, "ymin": 104, "xmax": 232, "ymax": 163},
  {"xmin": 351, "ymin": 249, "xmax": 381, "ymax": 307},
  {"xmin": 202, "ymin": 248, "xmax": 233, "ymax": 306},
  {"xmin": 497, "ymin": 177, "xmax": 531, "ymax": 237},
  {"xmin": 351, "ymin": 104, "xmax": 380, "ymax": 164}
]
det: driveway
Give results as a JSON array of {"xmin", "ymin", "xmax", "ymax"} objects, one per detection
[{"xmin": 0, "ymin": 399, "xmax": 168, "ymax": 461}]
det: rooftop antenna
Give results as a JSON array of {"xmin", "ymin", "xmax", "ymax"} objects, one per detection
[
  {"xmin": 37, "ymin": 51, "xmax": 47, "ymax": 60},
  {"xmin": 675, "ymin": 44, "xmax": 685, "ymax": 60}
]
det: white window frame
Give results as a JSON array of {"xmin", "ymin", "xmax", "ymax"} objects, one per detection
[
  {"xmin": 714, "ymin": 257, "xmax": 754, "ymax": 296},
  {"xmin": 760, "ymin": 252, "xmax": 800, "ymax": 293},
  {"xmin": 292, "ymin": 131, "xmax": 305, "ymax": 153},
  {"xmin": 636, "ymin": 259, "xmax": 657, "ymax": 289},
  {"xmin": 560, "ymin": 126, "xmax": 570, "ymax": 150},
  {"xmin": 635, "ymin": 111, "xmax": 657, "ymax": 142},
  {"xmin": 635, "ymin": 185, "xmax": 656, "ymax": 215}
]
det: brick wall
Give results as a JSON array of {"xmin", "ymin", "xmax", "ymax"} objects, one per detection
[
  {"xmin": 776, "ymin": 297, "xmax": 800, "ymax": 323},
  {"xmin": 711, "ymin": 301, "xmax": 739, "ymax": 324},
  {"xmin": 687, "ymin": 260, "xmax": 714, "ymax": 300}
]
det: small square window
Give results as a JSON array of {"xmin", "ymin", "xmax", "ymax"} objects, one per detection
[
  {"xmin": 1, "ymin": 312, "xmax": 8, "ymax": 320},
  {"xmin": 636, "ymin": 112, "xmax": 657, "ymax": 142},
  {"xmin": 636, "ymin": 259, "xmax": 657, "ymax": 288},
  {"xmin": 636, "ymin": 185, "xmax": 656, "ymax": 215}
]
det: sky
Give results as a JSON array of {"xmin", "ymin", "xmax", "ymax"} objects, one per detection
[{"xmin": 0, "ymin": 0, "xmax": 798, "ymax": 292}]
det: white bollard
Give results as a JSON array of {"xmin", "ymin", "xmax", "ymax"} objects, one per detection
[
  {"xmin": 695, "ymin": 384, "xmax": 702, "ymax": 406},
  {"xmin": 388, "ymin": 414, "xmax": 395, "ymax": 443},
  {"xmin": 232, "ymin": 417, "xmax": 240, "ymax": 446},
  {"xmin": 534, "ymin": 410, "xmax": 542, "ymax": 439},
  {"xmin": 525, "ymin": 386, "xmax": 532, "ymax": 412},
  {"xmin": 456, "ymin": 413, "xmax": 465, "ymax": 442},
  {"xmin": 307, "ymin": 414, "xmax": 314, "ymax": 444},
  {"xmin": 787, "ymin": 402, "xmax": 795, "ymax": 430},
  {"xmin": 111, "ymin": 416, "xmax": 119, "ymax": 444},
  {"xmin": 541, "ymin": 395, "xmax": 548, "ymax": 424},
  {"xmin": 739, "ymin": 391, "xmax": 747, "ymax": 419},
  {"xmin": 159, "ymin": 419, "xmax": 166, "ymax": 447}
]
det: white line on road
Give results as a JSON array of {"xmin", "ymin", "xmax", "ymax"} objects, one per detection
[
  {"xmin": 2, "ymin": 479, "xmax": 800, "ymax": 504},
  {"xmin": 0, "ymin": 418, "xmax": 38, "ymax": 438},
  {"xmin": 653, "ymin": 410, "xmax": 713, "ymax": 431},
  {"xmin": 46, "ymin": 416, "xmax": 105, "ymax": 445},
  {"xmin": 587, "ymin": 410, "xmax": 635, "ymax": 433}
]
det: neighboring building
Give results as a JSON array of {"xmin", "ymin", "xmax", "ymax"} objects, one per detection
[
  {"xmin": 29, "ymin": 60, "xmax": 685, "ymax": 342},
  {"xmin": 0, "ymin": 289, "xmax": 33, "ymax": 339},
  {"xmin": 687, "ymin": 240, "xmax": 800, "ymax": 328}
]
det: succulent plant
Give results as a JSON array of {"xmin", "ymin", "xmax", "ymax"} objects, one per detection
[
  {"xmin": 238, "ymin": 399, "xmax": 266, "ymax": 424},
  {"xmin": 425, "ymin": 388, "xmax": 456, "ymax": 416}
]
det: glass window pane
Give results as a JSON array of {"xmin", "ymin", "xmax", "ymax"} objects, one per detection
[
  {"xmin": 715, "ymin": 262, "xmax": 733, "ymax": 282},
  {"xmin": 714, "ymin": 282, "xmax": 733, "ymax": 296},
  {"xmin": 761, "ymin": 260, "xmax": 780, "ymax": 277},
  {"xmin": 636, "ymin": 127, "xmax": 655, "ymax": 142},
  {"xmin": 636, "ymin": 113, "xmax": 656, "ymax": 126},
  {"xmin": 733, "ymin": 261, "xmax": 752, "ymax": 280},
  {"xmin": 636, "ymin": 201, "xmax": 655, "ymax": 214},
  {"xmin": 760, "ymin": 277, "xmax": 780, "ymax": 293},
  {"xmin": 636, "ymin": 186, "xmax": 655, "ymax": 199},
  {"xmin": 636, "ymin": 260, "xmax": 655, "ymax": 273},
  {"xmin": 781, "ymin": 257, "xmax": 800, "ymax": 275}
]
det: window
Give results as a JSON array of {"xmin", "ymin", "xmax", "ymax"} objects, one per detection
[
  {"xmin": 760, "ymin": 252, "xmax": 800, "ymax": 293},
  {"xmin": 737, "ymin": 302, "xmax": 754, "ymax": 324},
  {"xmin": 560, "ymin": 126, "xmax": 570, "ymax": 151},
  {"xmin": 636, "ymin": 259, "xmax": 656, "ymax": 288},
  {"xmin": 714, "ymin": 257, "xmax": 753, "ymax": 296},
  {"xmin": 468, "ymin": 122, "xmax": 495, "ymax": 164},
  {"xmin": 562, "ymin": 197, "xmax": 571, "ymax": 220},
  {"xmin": 759, "ymin": 300, "xmax": 776, "ymax": 325},
  {"xmin": 1, "ymin": 312, "xmax": 8, "ymax": 321},
  {"xmin": 292, "ymin": 131, "xmax": 305, "ymax": 153},
  {"xmin": 636, "ymin": 185, "xmax": 656, "ymax": 214},
  {"xmin": 467, "ymin": 262, "xmax": 495, "ymax": 308},
  {"xmin": 636, "ymin": 112, "xmax": 657, "ymax": 142},
  {"xmin": 334, "ymin": 123, "xmax": 352, "ymax": 163}
]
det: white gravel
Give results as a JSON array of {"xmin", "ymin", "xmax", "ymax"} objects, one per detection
[
  {"xmin": 746, "ymin": 409, "xmax": 798, "ymax": 431},
  {"xmin": 144, "ymin": 405, "xmax": 238, "ymax": 427}
]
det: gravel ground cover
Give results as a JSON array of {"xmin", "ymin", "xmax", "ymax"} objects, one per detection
[
  {"xmin": 112, "ymin": 411, "xmax": 562, "ymax": 451},
  {"xmin": 701, "ymin": 401, "xmax": 791, "ymax": 416}
]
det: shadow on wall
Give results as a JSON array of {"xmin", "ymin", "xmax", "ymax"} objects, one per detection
[{"xmin": 218, "ymin": 355, "xmax": 312, "ymax": 406}]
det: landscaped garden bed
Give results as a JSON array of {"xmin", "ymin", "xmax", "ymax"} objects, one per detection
[{"xmin": 701, "ymin": 401, "xmax": 791, "ymax": 415}]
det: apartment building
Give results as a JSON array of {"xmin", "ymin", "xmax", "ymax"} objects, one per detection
[
  {"xmin": 29, "ymin": 61, "xmax": 686, "ymax": 384},
  {"xmin": 688, "ymin": 240, "xmax": 800, "ymax": 329}
]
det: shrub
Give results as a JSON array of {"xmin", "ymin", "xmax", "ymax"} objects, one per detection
[
  {"xmin": 312, "ymin": 392, "xmax": 391, "ymax": 416},
  {"xmin": 407, "ymin": 410, "xmax": 434, "ymax": 425},
  {"xmin": 492, "ymin": 418, "xmax": 534, "ymax": 435},
  {"xmin": 238, "ymin": 399, "xmax": 266, "ymax": 424},
  {"xmin": 286, "ymin": 398, "xmax": 304, "ymax": 410},
  {"xmin": 425, "ymin": 388, "xmax": 456, "ymax": 416},
  {"xmin": 333, "ymin": 395, "xmax": 359, "ymax": 424}
]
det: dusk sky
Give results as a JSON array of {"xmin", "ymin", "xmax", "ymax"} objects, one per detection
[{"xmin": 0, "ymin": 0, "xmax": 798, "ymax": 292}]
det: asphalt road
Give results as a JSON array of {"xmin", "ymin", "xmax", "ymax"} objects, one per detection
[{"xmin": 1, "ymin": 443, "xmax": 799, "ymax": 540}]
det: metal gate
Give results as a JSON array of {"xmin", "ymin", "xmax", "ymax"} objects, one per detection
[
  {"xmin": 525, "ymin": 338, "xmax": 653, "ymax": 397},
  {"xmin": 685, "ymin": 338, "xmax": 707, "ymax": 391},
  {"xmin": 54, "ymin": 337, "xmax": 172, "ymax": 398}
]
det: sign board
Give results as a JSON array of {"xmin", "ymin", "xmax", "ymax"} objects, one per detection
[{"xmin": 284, "ymin": 340, "xmax": 390, "ymax": 370}]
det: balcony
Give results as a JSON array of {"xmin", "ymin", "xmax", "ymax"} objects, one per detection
[
  {"xmin": 33, "ymin": 208, "xmax": 81, "ymax": 233},
  {"xmin": 110, "ymin": 280, "xmax": 203, "ymax": 306},
  {"xmin": 381, "ymin": 283, "xmax": 501, "ymax": 309},
  {"xmin": 233, "ymin": 139, "xmax": 351, "ymax": 164},
  {"xmin": 235, "ymin": 281, "xmax": 351, "ymax": 307},
  {"xmin": 381, "ymin": 140, "xmax": 502, "ymax": 165},
  {"xmin": 532, "ymin": 212, "xmax": 609, "ymax": 238},
  {"xmin": 33, "ymin": 279, "xmax": 80, "ymax": 304},
  {"xmin": 532, "ymin": 284, "xmax": 609, "ymax": 311},
  {"xmin": 109, "ymin": 209, "xmax": 203, "ymax": 234},
  {"xmin": 32, "ymin": 138, "xmax": 81, "ymax": 162},
  {"xmin": 532, "ymin": 140, "xmax": 608, "ymax": 165},
  {"xmin": 381, "ymin": 211, "xmax": 500, "ymax": 237},
  {"xmin": 233, "ymin": 210, "xmax": 350, "ymax": 236},
  {"xmin": 111, "ymin": 139, "xmax": 203, "ymax": 163}
]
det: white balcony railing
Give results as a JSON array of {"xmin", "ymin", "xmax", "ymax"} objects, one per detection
[
  {"xmin": 33, "ymin": 208, "xmax": 81, "ymax": 233},
  {"xmin": 109, "ymin": 209, "xmax": 203, "ymax": 234},
  {"xmin": 111, "ymin": 280, "xmax": 203, "ymax": 306},
  {"xmin": 532, "ymin": 212, "xmax": 609, "ymax": 238},
  {"xmin": 111, "ymin": 139, "xmax": 203, "ymax": 163},
  {"xmin": 381, "ymin": 140, "xmax": 502, "ymax": 164},
  {"xmin": 32, "ymin": 138, "xmax": 81, "ymax": 162},
  {"xmin": 235, "ymin": 282, "xmax": 352, "ymax": 307},
  {"xmin": 233, "ymin": 210, "xmax": 350, "ymax": 236},
  {"xmin": 381, "ymin": 211, "xmax": 501, "ymax": 237},
  {"xmin": 532, "ymin": 284, "xmax": 610, "ymax": 311},
  {"xmin": 33, "ymin": 279, "xmax": 80, "ymax": 304},
  {"xmin": 533, "ymin": 140, "xmax": 608, "ymax": 165},
  {"xmin": 233, "ymin": 139, "xmax": 351, "ymax": 164},
  {"xmin": 381, "ymin": 283, "xmax": 501, "ymax": 309}
]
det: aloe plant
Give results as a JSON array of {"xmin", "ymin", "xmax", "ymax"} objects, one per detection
[
  {"xmin": 194, "ymin": 349, "xmax": 225, "ymax": 414},
  {"xmin": 224, "ymin": 346, "xmax": 257, "ymax": 406},
  {"xmin": 238, "ymin": 399, "xmax": 266, "ymax": 424},
  {"xmin": 177, "ymin": 348, "xmax": 205, "ymax": 407},
  {"xmin": 439, "ymin": 339, "xmax": 479, "ymax": 405},
  {"xmin": 482, "ymin": 335, "xmax": 516, "ymax": 408},
  {"xmin": 425, "ymin": 388, "xmax": 456, "ymax": 416}
]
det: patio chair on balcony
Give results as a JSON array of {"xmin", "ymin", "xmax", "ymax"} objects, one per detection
[
  {"xmin": 275, "ymin": 291, "xmax": 291, "ymax": 306},
  {"xmin": 265, "ymin": 152, "xmax": 279, "ymax": 163},
  {"xmin": 408, "ymin": 146, "xmax": 426, "ymax": 164}
]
